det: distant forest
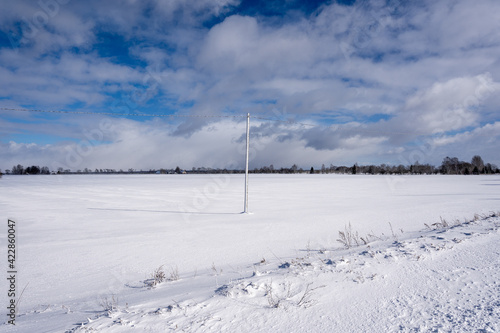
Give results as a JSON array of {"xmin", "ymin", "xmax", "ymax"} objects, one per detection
[{"xmin": 1, "ymin": 155, "xmax": 498, "ymax": 177}]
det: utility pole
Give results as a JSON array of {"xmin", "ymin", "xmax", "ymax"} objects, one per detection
[{"xmin": 244, "ymin": 113, "xmax": 250, "ymax": 213}]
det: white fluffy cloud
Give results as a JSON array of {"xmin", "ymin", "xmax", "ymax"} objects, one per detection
[
  {"xmin": 1, "ymin": 0, "xmax": 500, "ymax": 169},
  {"xmin": 398, "ymin": 73, "xmax": 499, "ymax": 135}
]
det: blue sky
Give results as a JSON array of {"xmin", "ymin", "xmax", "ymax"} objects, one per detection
[{"xmin": 0, "ymin": 0, "xmax": 499, "ymax": 171}]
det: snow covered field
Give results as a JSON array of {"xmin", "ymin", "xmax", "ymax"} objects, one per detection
[{"xmin": 1, "ymin": 174, "xmax": 499, "ymax": 332}]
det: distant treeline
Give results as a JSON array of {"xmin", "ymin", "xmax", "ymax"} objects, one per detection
[
  {"xmin": 302, "ymin": 155, "xmax": 499, "ymax": 175},
  {"xmin": 1, "ymin": 155, "xmax": 499, "ymax": 177}
]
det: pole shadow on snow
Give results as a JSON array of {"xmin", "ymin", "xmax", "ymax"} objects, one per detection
[{"xmin": 87, "ymin": 207, "xmax": 240, "ymax": 215}]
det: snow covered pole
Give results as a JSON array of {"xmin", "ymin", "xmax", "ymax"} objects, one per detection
[{"xmin": 244, "ymin": 113, "xmax": 250, "ymax": 213}]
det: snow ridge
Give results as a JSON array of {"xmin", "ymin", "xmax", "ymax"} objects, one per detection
[{"xmin": 64, "ymin": 213, "xmax": 500, "ymax": 333}]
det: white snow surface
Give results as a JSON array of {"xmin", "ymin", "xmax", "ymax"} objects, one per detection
[{"xmin": 0, "ymin": 174, "xmax": 499, "ymax": 332}]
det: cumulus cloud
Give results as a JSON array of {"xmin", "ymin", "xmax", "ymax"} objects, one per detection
[
  {"xmin": 1, "ymin": 0, "xmax": 500, "ymax": 169},
  {"xmin": 396, "ymin": 73, "xmax": 499, "ymax": 135}
]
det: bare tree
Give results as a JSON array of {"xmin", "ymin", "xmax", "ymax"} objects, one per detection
[{"xmin": 471, "ymin": 155, "xmax": 484, "ymax": 174}]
